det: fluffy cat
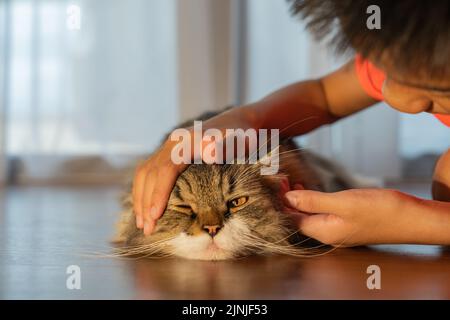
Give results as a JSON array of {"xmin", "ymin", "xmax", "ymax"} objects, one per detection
[{"xmin": 114, "ymin": 110, "xmax": 360, "ymax": 260}]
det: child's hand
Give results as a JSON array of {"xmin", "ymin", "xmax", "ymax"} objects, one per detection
[
  {"xmin": 132, "ymin": 107, "xmax": 258, "ymax": 235},
  {"xmin": 284, "ymin": 188, "xmax": 449, "ymax": 246},
  {"xmin": 132, "ymin": 140, "xmax": 188, "ymax": 235}
]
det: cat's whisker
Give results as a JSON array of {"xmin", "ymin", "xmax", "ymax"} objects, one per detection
[
  {"xmin": 141, "ymin": 251, "xmax": 174, "ymax": 259},
  {"xmin": 227, "ymin": 164, "xmax": 260, "ymax": 185},
  {"xmin": 226, "ymin": 148, "xmax": 305, "ymax": 186},
  {"xmin": 113, "ymin": 240, "xmax": 170, "ymax": 254},
  {"xmin": 228, "ymin": 147, "xmax": 309, "ymax": 184},
  {"xmin": 277, "ymin": 148, "xmax": 307, "ymax": 157},
  {"xmin": 227, "ymin": 170, "xmax": 260, "ymax": 188},
  {"xmin": 114, "ymin": 243, "xmax": 167, "ymax": 256},
  {"xmin": 239, "ymin": 231, "xmax": 325, "ymax": 258},
  {"xmin": 90, "ymin": 236, "xmax": 178, "ymax": 259}
]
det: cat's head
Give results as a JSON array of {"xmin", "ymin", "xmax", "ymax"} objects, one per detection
[
  {"xmin": 158, "ymin": 163, "xmax": 296, "ymax": 260},
  {"xmin": 116, "ymin": 145, "xmax": 322, "ymax": 260},
  {"xmin": 119, "ymin": 163, "xmax": 305, "ymax": 260}
]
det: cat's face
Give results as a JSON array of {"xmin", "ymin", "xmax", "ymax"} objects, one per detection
[{"xmin": 132, "ymin": 164, "xmax": 295, "ymax": 260}]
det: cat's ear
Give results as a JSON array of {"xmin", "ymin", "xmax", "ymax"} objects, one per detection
[
  {"xmin": 260, "ymin": 171, "xmax": 290, "ymax": 195},
  {"xmin": 257, "ymin": 145, "xmax": 280, "ymax": 176},
  {"xmin": 258, "ymin": 145, "xmax": 292, "ymax": 192}
]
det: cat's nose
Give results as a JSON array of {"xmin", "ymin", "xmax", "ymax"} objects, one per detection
[{"xmin": 203, "ymin": 225, "xmax": 222, "ymax": 237}]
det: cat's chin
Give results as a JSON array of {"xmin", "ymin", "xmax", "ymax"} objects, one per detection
[
  {"xmin": 192, "ymin": 247, "xmax": 233, "ymax": 261},
  {"xmin": 176, "ymin": 241, "xmax": 234, "ymax": 260},
  {"xmin": 167, "ymin": 233, "xmax": 236, "ymax": 260}
]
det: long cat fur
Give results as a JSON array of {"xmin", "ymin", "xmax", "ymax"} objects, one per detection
[{"xmin": 114, "ymin": 109, "xmax": 362, "ymax": 260}]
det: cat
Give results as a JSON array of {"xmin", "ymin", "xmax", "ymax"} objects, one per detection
[{"xmin": 114, "ymin": 109, "xmax": 362, "ymax": 261}]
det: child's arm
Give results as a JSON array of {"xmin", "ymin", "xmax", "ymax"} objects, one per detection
[
  {"xmin": 247, "ymin": 60, "xmax": 378, "ymax": 136},
  {"xmin": 285, "ymin": 187, "xmax": 450, "ymax": 246},
  {"xmin": 133, "ymin": 59, "xmax": 377, "ymax": 234},
  {"xmin": 283, "ymin": 148, "xmax": 450, "ymax": 247}
]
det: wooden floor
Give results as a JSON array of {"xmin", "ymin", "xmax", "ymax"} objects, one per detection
[{"xmin": 0, "ymin": 184, "xmax": 449, "ymax": 299}]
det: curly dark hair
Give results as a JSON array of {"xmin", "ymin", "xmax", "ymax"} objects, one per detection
[{"xmin": 289, "ymin": 0, "xmax": 450, "ymax": 77}]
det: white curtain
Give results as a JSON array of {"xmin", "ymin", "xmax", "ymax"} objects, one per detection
[
  {"xmin": 0, "ymin": 0, "xmax": 9, "ymax": 185},
  {"xmin": 5, "ymin": 0, "xmax": 178, "ymax": 181},
  {"xmin": 3, "ymin": 0, "xmax": 447, "ymax": 184}
]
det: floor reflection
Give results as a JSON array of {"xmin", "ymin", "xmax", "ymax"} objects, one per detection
[
  {"xmin": 128, "ymin": 247, "xmax": 450, "ymax": 299},
  {"xmin": 1, "ymin": 185, "xmax": 449, "ymax": 299}
]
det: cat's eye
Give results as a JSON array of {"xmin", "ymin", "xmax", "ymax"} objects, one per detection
[{"xmin": 228, "ymin": 196, "xmax": 249, "ymax": 213}]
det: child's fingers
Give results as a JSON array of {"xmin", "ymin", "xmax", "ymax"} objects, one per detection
[
  {"xmin": 149, "ymin": 169, "xmax": 178, "ymax": 219},
  {"xmin": 141, "ymin": 171, "xmax": 156, "ymax": 233},
  {"xmin": 288, "ymin": 211, "xmax": 326, "ymax": 236},
  {"xmin": 132, "ymin": 163, "xmax": 149, "ymax": 228},
  {"xmin": 289, "ymin": 211, "xmax": 341, "ymax": 241},
  {"xmin": 143, "ymin": 167, "xmax": 181, "ymax": 235},
  {"xmin": 284, "ymin": 190, "xmax": 346, "ymax": 216}
]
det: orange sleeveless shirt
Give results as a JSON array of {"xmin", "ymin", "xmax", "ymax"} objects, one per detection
[{"xmin": 355, "ymin": 54, "xmax": 450, "ymax": 127}]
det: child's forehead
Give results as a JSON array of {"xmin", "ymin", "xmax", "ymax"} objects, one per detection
[
  {"xmin": 388, "ymin": 72, "xmax": 450, "ymax": 94},
  {"xmin": 390, "ymin": 77, "xmax": 450, "ymax": 95},
  {"xmin": 372, "ymin": 55, "xmax": 450, "ymax": 93}
]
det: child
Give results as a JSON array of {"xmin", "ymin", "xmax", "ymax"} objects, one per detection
[{"xmin": 132, "ymin": 0, "xmax": 450, "ymax": 246}]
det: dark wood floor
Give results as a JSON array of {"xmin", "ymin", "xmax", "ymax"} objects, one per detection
[{"xmin": 0, "ymin": 184, "xmax": 449, "ymax": 299}]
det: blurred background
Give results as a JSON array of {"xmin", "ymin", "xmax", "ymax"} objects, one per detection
[
  {"xmin": 1, "ymin": 0, "xmax": 449, "ymax": 300},
  {"xmin": 0, "ymin": 0, "xmax": 448, "ymax": 187}
]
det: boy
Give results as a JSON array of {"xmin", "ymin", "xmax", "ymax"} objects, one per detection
[{"xmin": 132, "ymin": 0, "xmax": 450, "ymax": 246}]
